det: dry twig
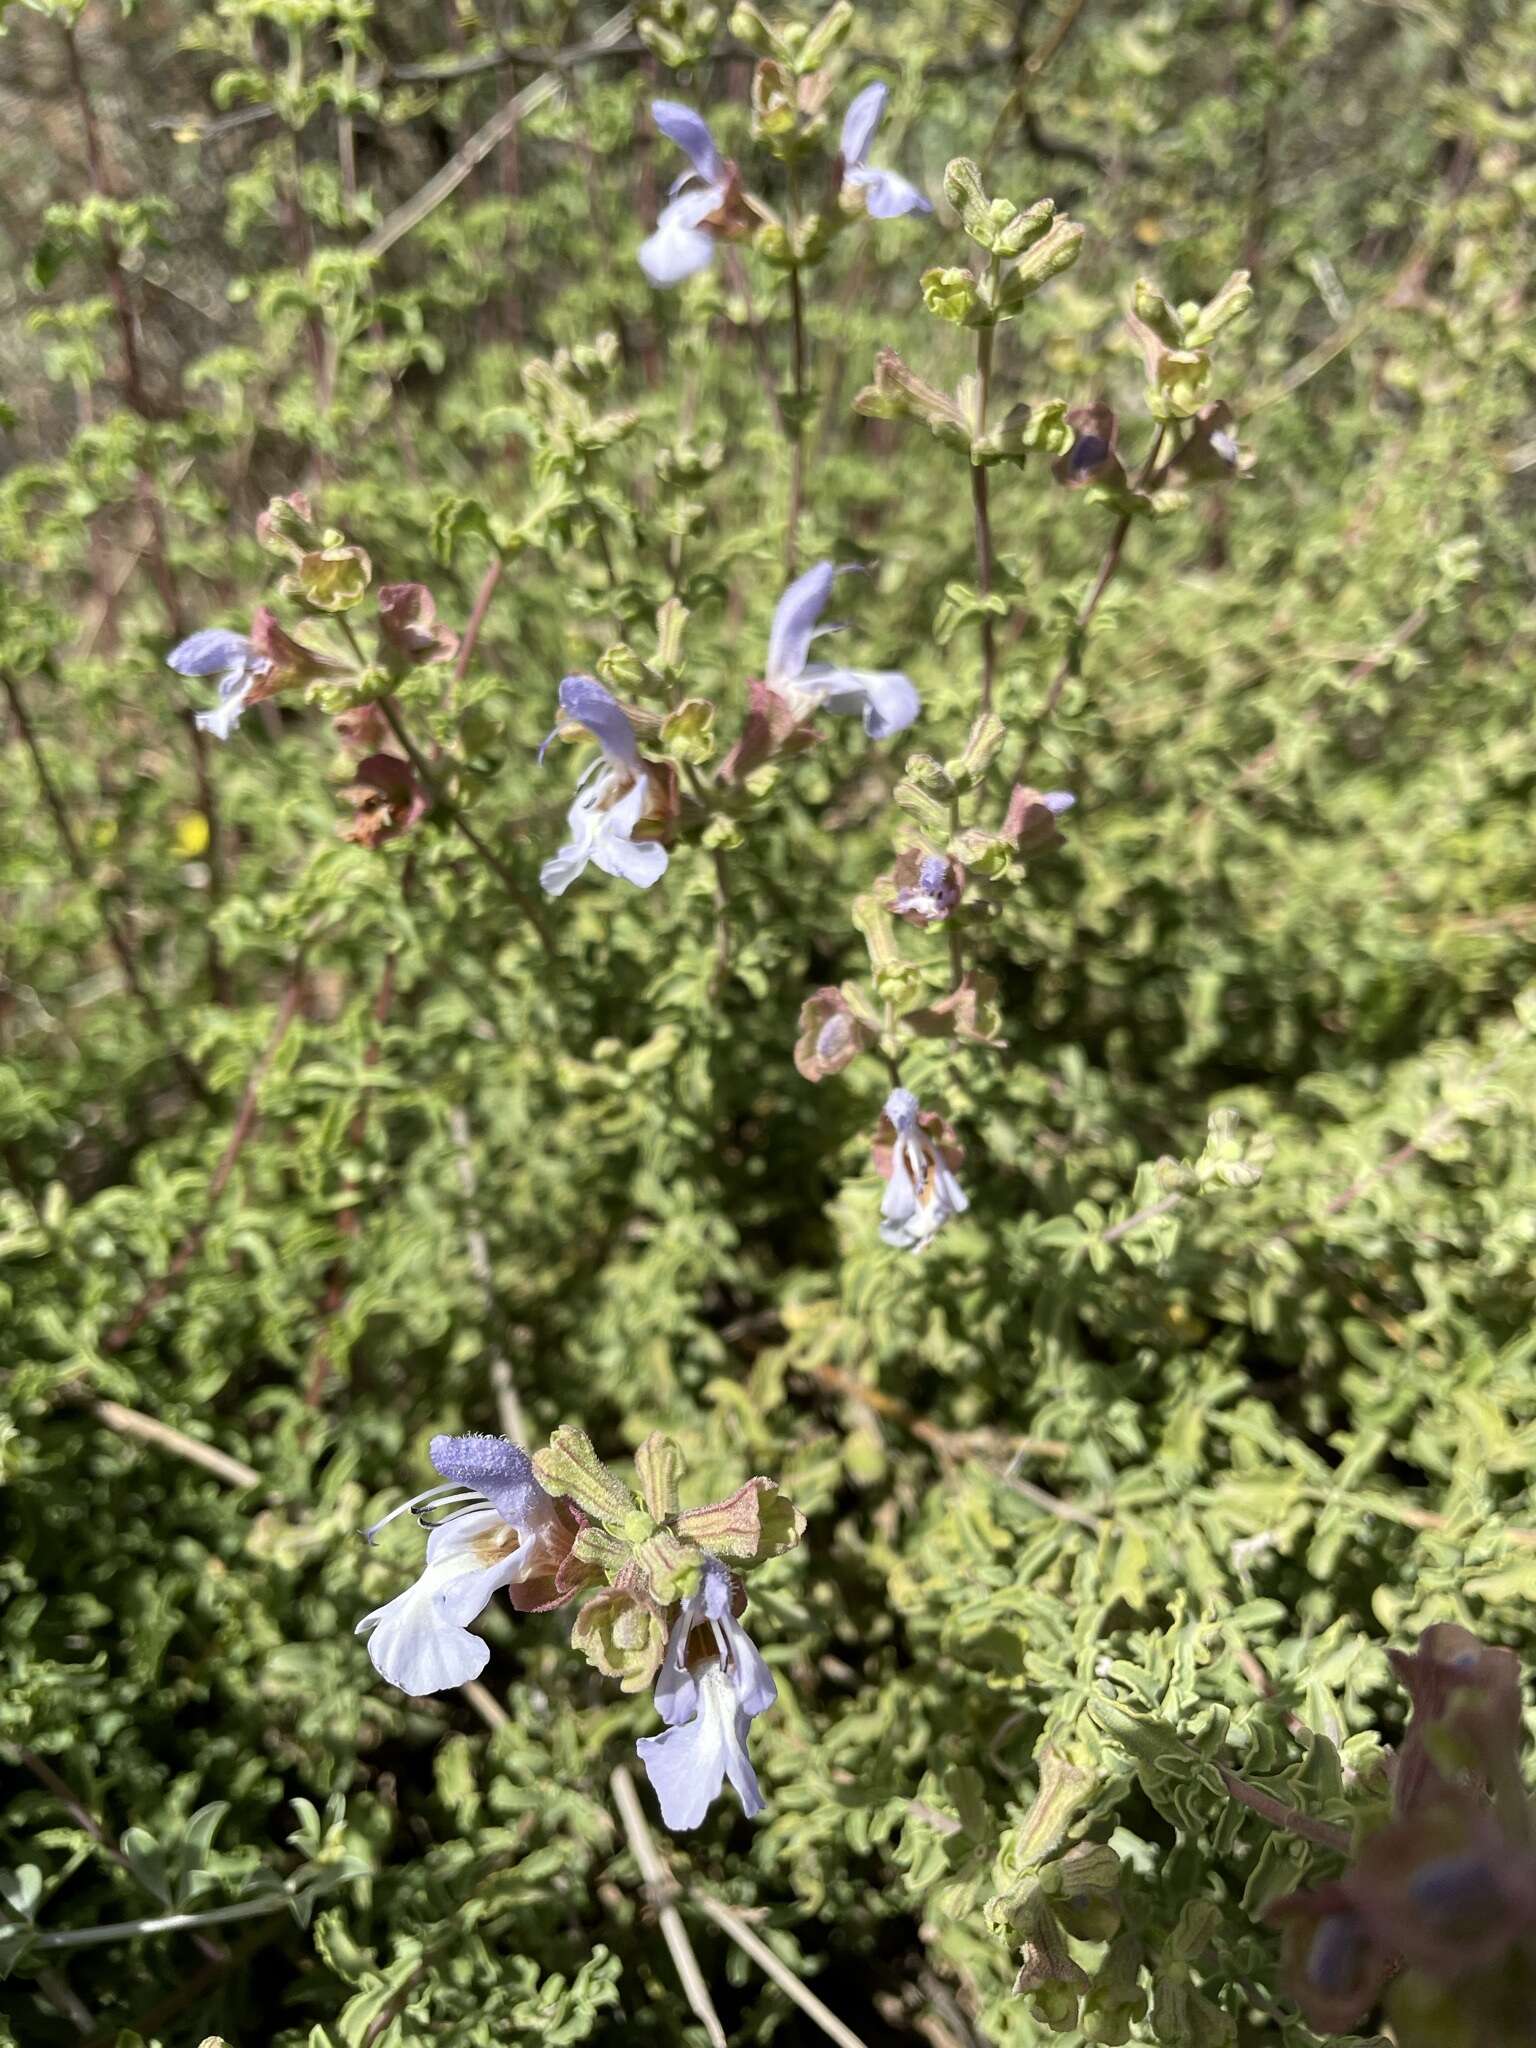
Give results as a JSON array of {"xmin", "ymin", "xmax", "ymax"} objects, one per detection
[{"xmin": 609, "ymin": 1765, "xmax": 728, "ymax": 2048}]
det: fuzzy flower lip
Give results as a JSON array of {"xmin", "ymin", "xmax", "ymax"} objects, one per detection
[
  {"xmin": 653, "ymin": 100, "xmax": 724, "ymax": 186},
  {"xmin": 766, "ymin": 561, "xmax": 920, "ymax": 741},
  {"xmin": 539, "ymin": 674, "xmax": 642, "ymax": 775},
  {"xmin": 640, "ymin": 101, "xmax": 731, "ymax": 287},
  {"xmin": 839, "ymin": 83, "xmax": 932, "ymax": 220},
  {"xmin": 166, "ymin": 628, "xmax": 270, "ymax": 741}
]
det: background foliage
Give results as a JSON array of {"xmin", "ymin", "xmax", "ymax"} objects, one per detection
[{"xmin": 4, "ymin": 0, "xmax": 1536, "ymax": 2041}]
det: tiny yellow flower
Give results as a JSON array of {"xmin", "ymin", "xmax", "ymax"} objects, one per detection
[{"xmin": 175, "ymin": 813, "xmax": 210, "ymax": 858}]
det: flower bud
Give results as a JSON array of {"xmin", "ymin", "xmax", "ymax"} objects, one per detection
[
  {"xmin": 1001, "ymin": 219, "xmax": 1084, "ymax": 306},
  {"xmin": 945, "ymin": 712, "xmax": 1006, "ymax": 791},
  {"xmin": 794, "ymin": 986, "xmax": 875, "ymax": 1081},
  {"xmin": 1125, "ymin": 310, "xmax": 1212, "ymax": 420},
  {"xmin": 660, "ymin": 697, "xmax": 716, "ymax": 765},
  {"xmin": 571, "ymin": 1584, "xmax": 668, "ymax": 1692},
  {"xmin": 798, "ymin": 0, "xmax": 853, "ymax": 70},
  {"xmin": 1001, "ymin": 784, "xmax": 1075, "ymax": 854},
  {"xmin": 1053, "ymin": 404, "xmax": 1127, "ymax": 491},
  {"xmin": 1184, "ymin": 268, "xmax": 1253, "ymax": 347},
  {"xmin": 376, "ymin": 583, "xmax": 459, "ymax": 674},
  {"xmin": 1132, "ymin": 277, "xmax": 1184, "ymax": 344},
  {"xmin": 853, "ymin": 348, "xmax": 970, "ymax": 449},
  {"xmin": 994, "ymin": 195, "xmax": 1056, "ymax": 258}
]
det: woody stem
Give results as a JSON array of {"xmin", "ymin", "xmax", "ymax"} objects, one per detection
[
  {"xmin": 784, "ymin": 157, "xmax": 809, "ymax": 576},
  {"xmin": 786, "ymin": 262, "xmax": 807, "ymax": 575},
  {"xmin": 971, "ymin": 305, "xmax": 997, "ymax": 715}
]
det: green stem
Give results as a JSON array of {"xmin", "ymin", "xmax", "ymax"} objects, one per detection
[{"xmin": 376, "ymin": 696, "xmax": 558, "ymax": 960}]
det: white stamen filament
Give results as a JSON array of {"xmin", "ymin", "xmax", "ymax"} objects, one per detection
[{"xmin": 363, "ymin": 1483, "xmax": 483, "ymax": 1545}]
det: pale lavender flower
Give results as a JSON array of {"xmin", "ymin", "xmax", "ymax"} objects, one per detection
[
  {"xmin": 166, "ymin": 628, "xmax": 269, "ymax": 741},
  {"xmin": 877, "ymin": 1087, "xmax": 968, "ymax": 1251},
  {"xmin": 539, "ymin": 675, "xmax": 670, "ymax": 896},
  {"xmin": 766, "ymin": 562, "xmax": 920, "ymax": 740},
  {"xmin": 637, "ymin": 1559, "xmax": 776, "ymax": 1829},
  {"xmin": 356, "ymin": 1433, "xmax": 574, "ymax": 1695},
  {"xmin": 840, "ymin": 83, "xmax": 931, "ymax": 220},
  {"xmin": 640, "ymin": 101, "xmax": 731, "ymax": 287}
]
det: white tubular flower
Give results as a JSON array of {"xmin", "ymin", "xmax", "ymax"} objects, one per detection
[
  {"xmin": 166, "ymin": 628, "xmax": 269, "ymax": 741},
  {"xmin": 538, "ymin": 675, "xmax": 670, "ymax": 897},
  {"xmin": 876, "ymin": 1087, "xmax": 969, "ymax": 1252},
  {"xmin": 765, "ymin": 561, "xmax": 920, "ymax": 741},
  {"xmin": 356, "ymin": 1433, "xmax": 576, "ymax": 1695},
  {"xmin": 640, "ymin": 102, "xmax": 732, "ymax": 286},
  {"xmin": 636, "ymin": 1561, "xmax": 776, "ymax": 1830}
]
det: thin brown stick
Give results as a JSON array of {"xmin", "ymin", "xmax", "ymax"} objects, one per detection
[
  {"xmin": 450, "ymin": 555, "xmax": 504, "ymax": 709},
  {"xmin": 460, "ymin": 1680, "xmax": 511, "ymax": 1730},
  {"xmin": 105, "ymin": 969, "xmax": 306, "ymax": 1349},
  {"xmin": 807, "ymin": 1361, "xmax": 1069, "ymax": 1461},
  {"xmin": 1039, "ymin": 425, "xmax": 1166, "ymax": 727},
  {"xmin": 723, "ymin": 252, "xmax": 787, "ymax": 434},
  {"xmin": 448, "ymin": 1105, "xmax": 528, "ymax": 1447},
  {"xmin": 610, "ymin": 1765, "xmax": 728, "ymax": 2048},
  {"xmin": 707, "ymin": 848, "xmax": 733, "ymax": 999},
  {"xmin": 186, "ymin": 714, "xmax": 233, "ymax": 1005},
  {"xmin": 1271, "ymin": 1020, "xmax": 1524, "ymax": 1246},
  {"xmin": 984, "ymin": 0, "xmax": 1094, "ymax": 167},
  {"xmin": 1195, "ymin": 604, "xmax": 1430, "ymax": 821},
  {"xmin": 39, "ymin": 1968, "xmax": 93, "ymax": 2034},
  {"xmin": 785, "ymin": 261, "xmax": 809, "ymax": 575},
  {"xmin": 997, "ymin": 1467, "xmax": 1103, "ymax": 1533},
  {"xmin": 80, "ymin": 1399, "xmax": 261, "ymax": 1491},
  {"xmin": 971, "ymin": 319, "xmax": 997, "ymax": 714},
  {"xmin": 3, "ymin": 666, "xmax": 211, "ymax": 1105},
  {"xmin": 1101, "ymin": 1188, "xmax": 1184, "ymax": 1246},
  {"xmin": 82, "ymin": 1918, "xmax": 278, "ymax": 2048},
  {"xmin": 305, "ymin": 945, "xmax": 402, "ymax": 1409},
  {"xmin": 692, "ymin": 1890, "xmax": 873, "ymax": 2048},
  {"xmin": 359, "ymin": 10, "xmax": 635, "ymax": 261}
]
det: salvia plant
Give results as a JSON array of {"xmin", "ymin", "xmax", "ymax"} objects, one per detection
[{"xmin": 4, "ymin": 0, "xmax": 1536, "ymax": 2042}]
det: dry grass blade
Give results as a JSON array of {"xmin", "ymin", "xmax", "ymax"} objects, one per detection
[
  {"xmin": 691, "ymin": 1889, "xmax": 873, "ymax": 2048},
  {"xmin": 610, "ymin": 1765, "xmax": 728, "ymax": 2048}
]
